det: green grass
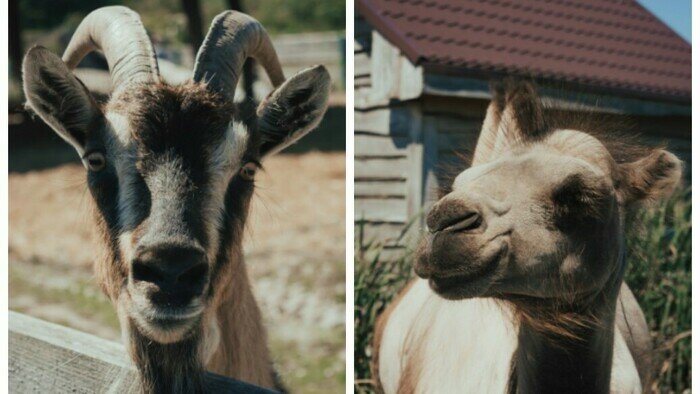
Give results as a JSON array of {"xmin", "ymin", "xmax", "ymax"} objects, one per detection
[
  {"xmin": 354, "ymin": 188, "xmax": 692, "ymax": 393},
  {"xmin": 271, "ymin": 326, "xmax": 345, "ymax": 394},
  {"xmin": 9, "ymin": 264, "xmax": 121, "ymax": 333},
  {"xmin": 625, "ymin": 188, "xmax": 692, "ymax": 393}
]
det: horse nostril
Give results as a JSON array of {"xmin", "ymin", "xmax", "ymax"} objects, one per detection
[
  {"xmin": 445, "ymin": 211, "xmax": 482, "ymax": 232},
  {"xmin": 428, "ymin": 210, "xmax": 482, "ymax": 233}
]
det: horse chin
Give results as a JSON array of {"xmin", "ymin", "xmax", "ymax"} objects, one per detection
[
  {"xmin": 427, "ymin": 264, "xmax": 499, "ymax": 300},
  {"xmin": 424, "ymin": 243, "xmax": 509, "ymax": 300},
  {"xmin": 429, "ymin": 274, "xmax": 492, "ymax": 300}
]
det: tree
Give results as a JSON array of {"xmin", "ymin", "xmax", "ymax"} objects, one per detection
[
  {"xmin": 181, "ymin": 0, "xmax": 203, "ymax": 50},
  {"xmin": 9, "ymin": 0, "xmax": 22, "ymax": 79}
]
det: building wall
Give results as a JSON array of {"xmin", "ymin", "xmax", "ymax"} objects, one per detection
[
  {"xmin": 354, "ymin": 19, "xmax": 492, "ymax": 256},
  {"xmin": 355, "ymin": 16, "xmax": 421, "ymax": 258},
  {"xmin": 355, "ymin": 106, "xmax": 419, "ymax": 256}
]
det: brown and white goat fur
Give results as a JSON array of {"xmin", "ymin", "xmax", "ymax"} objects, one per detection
[
  {"xmin": 373, "ymin": 82, "xmax": 681, "ymax": 394},
  {"xmin": 22, "ymin": 6, "xmax": 330, "ymax": 393}
]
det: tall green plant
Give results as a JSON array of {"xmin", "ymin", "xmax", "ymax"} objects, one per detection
[
  {"xmin": 625, "ymin": 188, "xmax": 692, "ymax": 393},
  {"xmin": 354, "ymin": 220, "xmax": 415, "ymax": 393}
]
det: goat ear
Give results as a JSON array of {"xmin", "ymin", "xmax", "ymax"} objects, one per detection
[
  {"xmin": 617, "ymin": 149, "xmax": 682, "ymax": 206},
  {"xmin": 256, "ymin": 65, "xmax": 330, "ymax": 158},
  {"xmin": 472, "ymin": 80, "xmax": 546, "ymax": 165},
  {"xmin": 22, "ymin": 46, "xmax": 101, "ymax": 156}
]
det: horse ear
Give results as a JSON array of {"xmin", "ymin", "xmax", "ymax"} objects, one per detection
[
  {"xmin": 472, "ymin": 80, "xmax": 546, "ymax": 166},
  {"xmin": 471, "ymin": 97, "xmax": 503, "ymax": 165},
  {"xmin": 617, "ymin": 149, "xmax": 682, "ymax": 206}
]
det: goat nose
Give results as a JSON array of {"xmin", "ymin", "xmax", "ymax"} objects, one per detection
[
  {"xmin": 132, "ymin": 245, "xmax": 209, "ymax": 291},
  {"xmin": 427, "ymin": 201, "xmax": 482, "ymax": 233}
]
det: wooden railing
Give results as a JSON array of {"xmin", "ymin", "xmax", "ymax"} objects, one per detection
[{"xmin": 9, "ymin": 311, "xmax": 277, "ymax": 393}]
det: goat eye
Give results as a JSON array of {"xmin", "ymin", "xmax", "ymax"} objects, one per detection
[
  {"xmin": 85, "ymin": 152, "xmax": 106, "ymax": 172},
  {"xmin": 239, "ymin": 162, "xmax": 257, "ymax": 181}
]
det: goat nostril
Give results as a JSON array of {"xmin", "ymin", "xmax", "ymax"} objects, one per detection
[
  {"xmin": 177, "ymin": 263, "xmax": 208, "ymax": 285},
  {"xmin": 132, "ymin": 261, "xmax": 164, "ymax": 284},
  {"xmin": 132, "ymin": 245, "xmax": 208, "ymax": 286}
]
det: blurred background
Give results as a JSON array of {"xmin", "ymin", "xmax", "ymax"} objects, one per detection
[{"xmin": 8, "ymin": 1, "xmax": 345, "ymax": 392}]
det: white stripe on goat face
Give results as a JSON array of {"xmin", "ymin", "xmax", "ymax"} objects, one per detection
[
  {"xmin": 202, "ymin": 120, "xmax": 249, "ymax": 261},
  {"xmin": 139, "ymin": 154, "xmax": 198, "ymax": 247}
]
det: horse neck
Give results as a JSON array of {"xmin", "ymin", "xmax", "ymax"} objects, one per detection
[
  {"xmin": 206, "ymin": 251, "xmax": 276, "ymax": 388},
  {"xmin": 512, "ymin": 261, "xmax": 625, "ymax": 393},
  {"xmin": 513, "ymin": 306, "xmax": 616, "ymax": 393}
]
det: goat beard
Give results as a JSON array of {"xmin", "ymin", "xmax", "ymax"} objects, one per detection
[{"xmin": 127, "ymin": 321, "xmax": 207, "ymax": 394}]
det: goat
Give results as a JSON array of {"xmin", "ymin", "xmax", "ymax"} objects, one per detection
[{"xmin": 22, "ymin": 6, "xmax": 331, "ymax": 393}]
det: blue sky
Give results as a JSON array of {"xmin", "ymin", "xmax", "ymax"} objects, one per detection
[{"xmin": 638, "ymin": 0, "xmax": 691, "ymax": 43}]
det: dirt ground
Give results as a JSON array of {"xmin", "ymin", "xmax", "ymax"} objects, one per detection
[{"xmin": 9, "ymin": 151, "xmax": 346, "ymax": 393}]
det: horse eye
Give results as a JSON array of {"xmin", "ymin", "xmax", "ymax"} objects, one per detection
[
  {"xmin": 239, "ymin": 162, "xmax": 258, "ymax": 181},
  {"xmin": 85, "ymin": 152, "xmax": 106, "ymax": 172}
]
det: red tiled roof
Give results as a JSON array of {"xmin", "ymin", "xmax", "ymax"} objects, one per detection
[{"xmin": 356, "ymin": 0, "xmax": 691, "ymax": 103}]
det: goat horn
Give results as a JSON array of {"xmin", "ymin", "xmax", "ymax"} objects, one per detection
[
  {"xmin": 62, "ymin": 6, "xmax": 160, "ymax": 92},
  {"xmin": 193, "ymin": 11, "xmax": 285, "ymax": 101}
]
